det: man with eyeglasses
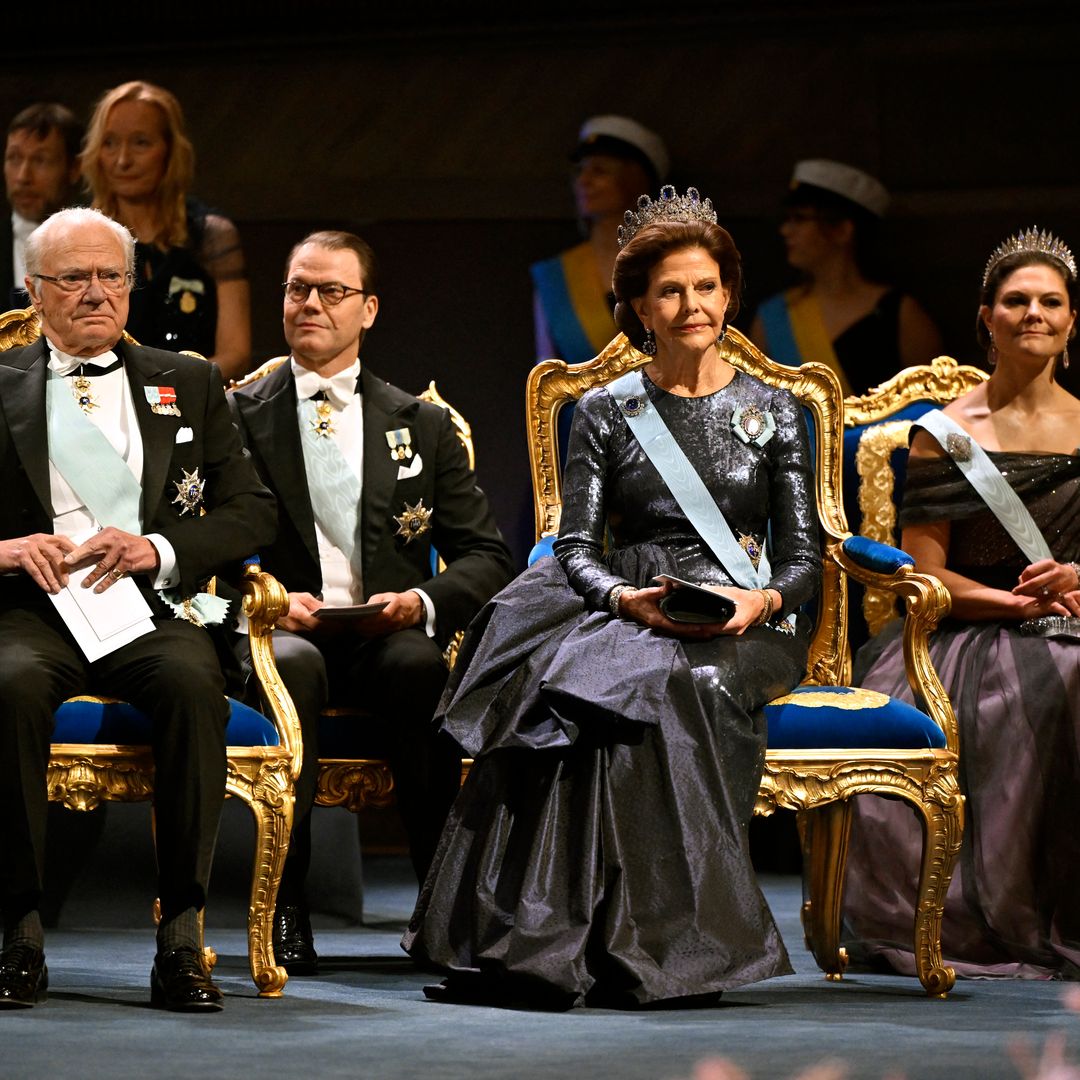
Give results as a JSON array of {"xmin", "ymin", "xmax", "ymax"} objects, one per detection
[
  {"xmin": 229, "ymin": 230, "xmax": 512, "ymax": 974},
  {"xmin": 3, "ymin": 103, "xmax": 83, "ymax": 307},
  {"xmin": 0, "ymin": 207, "xmax": 275, "ymax": 1011}
]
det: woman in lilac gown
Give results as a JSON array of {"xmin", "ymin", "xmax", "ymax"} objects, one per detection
[{"xmin": 844, "ymin": 230, "xmax": 1080, "ymax": 978}]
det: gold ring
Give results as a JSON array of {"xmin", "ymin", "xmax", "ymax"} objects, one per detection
[{"xmin": 108, "ymin": 567, "xmax": 124, "ymax": 580}]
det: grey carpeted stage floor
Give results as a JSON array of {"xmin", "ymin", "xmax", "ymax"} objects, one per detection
[{"xmin": 3, "ymin": 805, "xmax": 1078, "ymax": 1080}]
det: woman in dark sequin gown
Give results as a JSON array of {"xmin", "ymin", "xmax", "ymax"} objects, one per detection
[
  {"xmin": 402, "ymin": 196, "xmax": 821, "ymax": 1008},
  {"xmin": 844, "ymin": 233, "xmax": 1080, "ymax": 978}
]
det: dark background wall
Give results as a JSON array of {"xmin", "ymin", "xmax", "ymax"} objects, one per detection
[{"xmin": 4, "ymin": 4, "xmax": 1079, "ymax": 564}]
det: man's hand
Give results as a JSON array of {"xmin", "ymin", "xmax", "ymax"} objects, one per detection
[
  {"xmin": 277, "ymin": 591, "xmax": 324, "ymax": 633},
  {"xmin": 0, "ymin": 533, "xmax": 77, "ymax": 593},
  {"xmin": 64, "ymin": 528, "xmax": 161, "ymax": 594},
  {"xmin": 356, "ymin": 591, "xmax": 424, "ymax": 637}
]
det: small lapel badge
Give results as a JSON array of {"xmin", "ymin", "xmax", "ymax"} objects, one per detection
[
  {"xmin": 393, "ymin": 498, "xmax": 432, "ymax": 544},
  {"xmin": 386, "ymin": 428, "xmax": 413, "ymax": 461},
  {"xmin": 172, "ymin": 466, "xmax": 205, "ymax": 516},
  {"xmin": 146, "ymin": 385, "xmax": 182, "ymax": 417},
  {"xmin": 946, "ymin": 433, "xmax": 972, "ymax": 462}
]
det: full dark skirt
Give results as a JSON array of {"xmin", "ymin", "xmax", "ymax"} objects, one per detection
[{"xmin": 402, "ymin": 555, "xmax": 809, "ymax": 1007}]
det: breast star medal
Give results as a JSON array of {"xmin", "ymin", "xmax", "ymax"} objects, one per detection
[
  {"xmin": 393, "ymin": 499, "xmax": 432, "ymax": 544},
  {"xmin": 310, "ymin": 399, "xmax": 335, "ymax": 438},
  {"xmin": 70, "ymin": 374, "xmax": 98, "ymax": 414},
  {"xmin": 386, "ymin": 428, "xmax": 413, "ymax": 460},
  {"xmin": 172, "ymin": 467, "xmax": 206, "ymax": 516}
]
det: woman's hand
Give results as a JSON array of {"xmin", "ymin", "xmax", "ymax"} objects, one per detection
[
  {"xmin": 616, "ymin": 581, "xmax": 772, "ymax": 639},
  {"xmin": 1013, "ymin": 559, "xmax": 1080, "ymax": 617}
]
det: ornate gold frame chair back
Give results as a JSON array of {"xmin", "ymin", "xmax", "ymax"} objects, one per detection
[
  {"xmin": 527, "ymin": 329, "xmax": 965, "ymax": 997},
  {"xmin": 0, "ymin": 307, "xmax": 303, "ymax": 998},
  {"xmin": 845, "ymin": 357, "xmax": 987, "ymax": 635}
]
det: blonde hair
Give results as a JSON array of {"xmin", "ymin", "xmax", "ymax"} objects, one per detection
[{"xmin": 82, "ymin": 81, "xmax": 195, "ymax": 250}]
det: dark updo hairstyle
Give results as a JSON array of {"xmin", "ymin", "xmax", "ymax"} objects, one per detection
[
  {"xmin": 613, "ymin": 219, "xmax": 742, "ymax": 352},
  {"xmin": 785, "ymin": 183, "xmax": 885, "ymax": 282},
  {"xmin": 975, "ymin": 250, "xmax": 1079, "ymax": 352}
]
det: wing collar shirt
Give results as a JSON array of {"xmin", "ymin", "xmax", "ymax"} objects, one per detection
[{"xmin": 47, "ymin": 341, "xmax": 179, "ymax": 589}]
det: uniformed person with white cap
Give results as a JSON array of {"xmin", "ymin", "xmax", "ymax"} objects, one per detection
[{"xmin": 751, "ymin": 158, "xmax": 942, "ymax": 397}]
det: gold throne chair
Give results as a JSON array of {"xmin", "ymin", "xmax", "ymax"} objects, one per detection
[{"xmin": 526, "ymin": 329, "xmax": 965, "ymax": 996}]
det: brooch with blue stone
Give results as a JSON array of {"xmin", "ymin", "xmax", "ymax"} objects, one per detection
[
  {"xmin": 738, "ymin": 533, "xmax": 764, "ymax": 569},
  {"xmin": 619, "ymin": 395, "xmax": 646, "ymax": 418},
  {"xmin": 172, "ymin": 467, "xmax": 205, "ymax": 516},
  {"xmin": 731, "ymin": 403, "xmax": 776, "ymax": 447}
]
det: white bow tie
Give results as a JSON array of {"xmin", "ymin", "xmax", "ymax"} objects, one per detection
[
  {"xmin": 48, "ymin": 348, "xmax": 120, "ymax": 378},
  {"xmin": 294, "ymin": 367, "xmax": 358, "ymax": 411}
]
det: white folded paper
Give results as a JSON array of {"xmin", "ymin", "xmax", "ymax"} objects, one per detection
[{"xmin": 48, "ymin": 546, "xmax": 156, "ymax": 662}]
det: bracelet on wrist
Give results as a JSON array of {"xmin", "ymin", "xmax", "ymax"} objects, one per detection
[
  {"xmin": 753, "ymin": 588, "xmax": 774, "ymax": 626},
  {"xmin": 608, "ymin": 584, "xmax": 632, "ymax": 618}
]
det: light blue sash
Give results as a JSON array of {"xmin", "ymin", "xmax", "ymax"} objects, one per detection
[
  {"xmin": 298, "ymin": 398, "xmax": 363, "ymax": 574},
  {"xmin": 46, "ymin": 368, "xmax": 229, "ymax": 626},
  {"xmin": 916, "ymin": 410, "xmax": 1053, "ymax": 563},
  {"xmin": 606, "ymin": 370, "xmax": 768, "ymax": 591},
  {"xmin": 46, "ymin": 369, "xmax": 142, "ymax": 532}
]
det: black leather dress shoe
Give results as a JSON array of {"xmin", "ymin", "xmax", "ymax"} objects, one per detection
[
  {"xmin": 150, "ymin": 947, "xmax": 224, "ymax": 1012},
  {"xmin": 273, "ymin": 903, "xmax": 318, "ymax": 975},
  {"xmin": 0, "ymin": 943, "xmax": 48, "ymax": 1009}
]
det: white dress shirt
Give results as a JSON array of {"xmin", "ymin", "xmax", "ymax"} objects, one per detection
[{"xmin": 46, "ymin": 340, "xmax": 178, "ymax": 589}]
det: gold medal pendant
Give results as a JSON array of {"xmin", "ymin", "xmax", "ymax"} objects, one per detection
[
  {"xmin": 738, "ymin": 533, "xmax": 763, "ymax": 569},
  {"xmin": 71, "ymin": 374, "xmax": 99, "ymax": 414},
  {"xmin": 310, "ymin": 399, "xmax": 336, "ymax": 438}
]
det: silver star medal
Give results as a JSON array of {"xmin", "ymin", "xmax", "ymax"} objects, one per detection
[
  {"xmin": 393, "ymin": 499, "xmax": 432, "ymax": 543},
  {"xmin": 172, "ymin": 467, "xmax": 206, "ymax": 516}
]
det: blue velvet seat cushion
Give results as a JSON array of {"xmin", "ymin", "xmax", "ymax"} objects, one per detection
[
  {"xmin": 53, "ymin": 698, "xmax": 279, "ymax": 747},
  {"xmin": 764, "ymin": 685, "xmax": 946, "ymax": 750},
  {"xmin": 842, "ymin": 535, "xmax": 914, "ymax": 575},
  {"xmin": 528, "ymin": 534, "xmax": 556, "ymax": 565}
]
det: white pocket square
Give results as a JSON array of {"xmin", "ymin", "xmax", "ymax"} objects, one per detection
[
  {"xmin": 175, "ymin": 426, "xmax": 194, "ymax": 444},
  {"xmin": 397, "ymin": 452, "xmax": 423, "ymax": 480}
]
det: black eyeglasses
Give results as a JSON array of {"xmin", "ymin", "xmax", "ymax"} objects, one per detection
[
  {"xmin": 35, "ymin": 269, "xmax": 133, "ymax": 294},
  {"xmin": 283, "ymin": 280, "xmax": 366, "ymax": 307}
]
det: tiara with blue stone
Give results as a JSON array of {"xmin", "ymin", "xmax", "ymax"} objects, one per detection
[
  {"xmin": 617, "ymin": 185, "xmax": 718, "ymax": 249},
  {"xmin": 982, "ymin": 226, "xmax": 1077, "ymax": 287}
]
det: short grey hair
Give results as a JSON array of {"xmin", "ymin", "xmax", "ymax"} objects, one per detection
[{"xmin": 24, "ymin": 207, "xmax": 136, "ymax": 279}]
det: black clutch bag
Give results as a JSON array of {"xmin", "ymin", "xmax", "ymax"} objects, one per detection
[{"xmin": 652, "ymin": 575, "xmax": 736, "ymax": 625}]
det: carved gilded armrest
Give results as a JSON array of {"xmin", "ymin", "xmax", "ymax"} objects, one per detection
[
  {"xmin": 832, "ymin": 544, "xmax": 958, "ymax": 755},
  {"xmin": 240, "ymin": 563, "xmax": 303, "ymax": 780}
]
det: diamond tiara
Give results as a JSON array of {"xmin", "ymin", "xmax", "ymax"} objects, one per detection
[
  {"xmin": 982, "ymin": 226, "xmax": 1077, "ymax": 288},
  {"xmin": 617, "ymin": 185, "xmax": 718, "ymax": 249}
]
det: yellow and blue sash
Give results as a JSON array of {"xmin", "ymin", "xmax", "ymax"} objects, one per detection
[
  {"xmin": 758, "ymin": 288, "xmax": 851, "ymax": 396},
  {"xmin": 531, "ymin": 243, "xmax": 615, "ymax": 362}
]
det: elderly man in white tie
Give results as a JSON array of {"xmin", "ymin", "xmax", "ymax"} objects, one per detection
[
  {"xmin": 229, "ymin": 230, "xmax": 513, "ymax": 975},
  {"xmin": 0, "ymin": 207, "xmax": 275, "ymax": 1011}
]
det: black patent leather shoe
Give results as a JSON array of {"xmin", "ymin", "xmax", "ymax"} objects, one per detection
[
  {"xmin": 273, "ymin": 903, "xmax": 318, "ymax": 975},
  {"xmin": 0, "ymin": 943, "xmax": 48, "ymax": 1009},
  {"xmin": 150, "ymin": 947, "xmax": 224, "ymax": 1012}
]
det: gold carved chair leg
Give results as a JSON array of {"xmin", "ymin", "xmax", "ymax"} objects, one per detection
[
  {"xmin": 226, "ymin": 761, "xmax": 293, "ymax": 997},
  {"xmin": 799, "ymin": 803, "xmax": 853, "ymax": 981},
  {"xmin": 911, "ymin": 787, "xmax": 965, "ymax": 997}
]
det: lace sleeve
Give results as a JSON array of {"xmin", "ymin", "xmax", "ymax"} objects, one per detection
[{"xmin": 197, "ymin": 213, "xmax": 247, "ymax": 283}]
